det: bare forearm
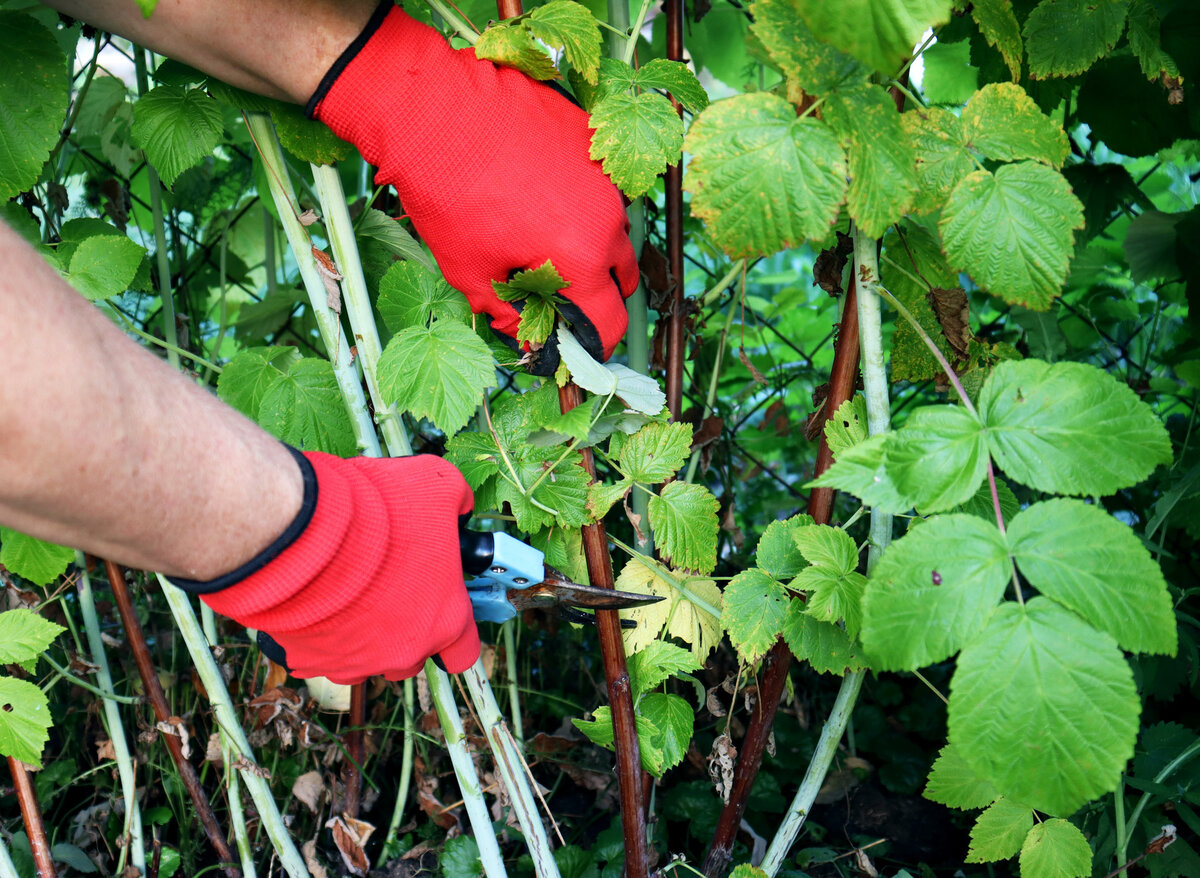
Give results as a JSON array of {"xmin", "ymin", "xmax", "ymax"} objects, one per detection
[
  {"xmin": 42, "ymin": 0, "xmax": 377, "ymax": 104},
  {"xmin": 0, "ymin": 222, "xmax": 302, "ymax": 579}
]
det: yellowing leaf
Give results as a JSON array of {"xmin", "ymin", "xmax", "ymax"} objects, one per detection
[
  {"xmin": 972, "ymin": 0, "xmax": 1024, "ymax": 81},
  {"xmin": 750, "ymin": 0, "xmax": 869, "ymax": 96},
  {"xmin": 590, "ymin": 91, "xmax": 683, "ymax": 198},
  {"xmin": 794, "ymin": 0, "xmax": 953, "ymax": 76},
  {"xmin": 901, "ymin": 108, "xmax": 973, "ymax": 216},
  {"xmin": 475, "ymin": 23, "xmax": 558, "ymax": 80},
  {"xmin": 527, "ymin": 1, "xmax": 602, "ymax": 85},
  {"xmin": 617, "ymin": 556, "xmax": 722, "ymax": 660},
  {"xmin": 962, "ymin": 83, "xmax": 1069, "ymax": 168},
  {"xmin": 649, "ymin": 482, "xmax": 720, "ymax": 574}
]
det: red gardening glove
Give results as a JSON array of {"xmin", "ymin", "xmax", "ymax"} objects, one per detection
[
  {"xmin": 308, "ymin": 2, "xmax": 638, "ymax": 365},
  {"xmin": 170, "ymin": 448, "xmax": 479, "ymax": 684}
]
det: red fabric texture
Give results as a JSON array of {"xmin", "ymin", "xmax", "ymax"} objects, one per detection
[
  {"xmin": 201, "ymin": 452, "xmax": 479, "ymax": 684},
  {"xmin": 312, "ymin": 6, "xmax": 638, "ymax": 358}
]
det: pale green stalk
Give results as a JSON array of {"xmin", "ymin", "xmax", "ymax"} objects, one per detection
[
  {"xmin": 427, "ymin": 661, "xmax": 508, "ymax": 878},
  {"xmin": 244, "ymin": 112, "xmax": 381, "ymax": 457},
  {"xmin": 0, "ymin": 838, "xmax": 17, "ymax": 878},
  {"xmin": 310, "ymin": 163, "xmax": 412, "ymax": 455},
  {"xmin": 463, "ymin": 661, "xmax": 561, "ymax": 878},
  {"xmin": 376, "ymin": 679, "xmax": 416, "ymax": 867},
  {"xmin": 1117, "ymin": 736, "xmax": 1200, "ymax": 866},
  {"xmin": 761, "ymin": 225, "xmax": 892, "ymax": 876},
  {"xmin": 40, "ymin": 653, "xmax": 142, "ymax": 704},
  {"xmin": 424, "ymin": 0, "xmax": 479, "ymax": 42},
  {"xmin": 264, "ymin": 206, "xmax": 278, "ymax": 296},
  {"xmin": 224, "ymin": 741, "xmax": 258, "ymax": 877},
  {"xmin": 134, "ymin": 50, "xmax": 181, "ymax": 371},
  {"xmin": 76, "ymin": 552, "xmax": 146, "ymax": 875},
  {"xmin": 158, "ymin": 575, "xmax": 311, "ymax": 877},
  {"xmin": 504, "ymin": 621, "xmax": 524, "ymax": 747}
]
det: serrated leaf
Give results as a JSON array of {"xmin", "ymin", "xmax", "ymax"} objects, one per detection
[
  {"xmin": 755, "ymin": 514, "xmax": 816, "ymax": 580},
  {"xmin": 978, "ymin": 359, "xmax": 1172, "ymax": 496},
  {"xmin": 588, "ymin": 478, "xmax": 632, "ymax": 519},
  {"xmin": 966, "ymin": 798, "xmax": 1033, "ymax": 862},
  {"xmin": 528, "ymin": 1, "xmax": 602, "ymax": 85},
  {"xmin": 573, "ymin": 705, "xmax": 667, "ymax": 775},
  {"xmin": 590, "ymin": 91, "xmax": 683, "ymax": 198},
  {"xmin": 649, "ymin": 482, "xmax": 719, "ymax": 574},
  {"xmin": 722, "ymin": 568, "xmax": 789, "ymax": 663},
  {"xmin": 809, "ymin": 433, "xmax": 909, "ymax": 513},
  {"xmin": 0, "ymin": 528, "xmax": 74, "ymax": 587},
  {"xmin": 794, "ymin": 0, "xmax": 953, "ymax": 76},
  {"xmin": 1024, "ymin": 0, "xmax": 1129, "ymax": 79},
  {"xmin": 924, "ymin": 744, "xmax": 1000, "ymax": 810},
  {"xmin": 0, "ymin": 676, "xmax": 53, "ymax": 766},
  {"xmin": 628, "ymin": 640, "xmax": 702, "ymax": 697},
  {"xmin": 258, "ymin": 358, "xmax": 357, "ymax": 456},
  {"xmin": 475, "ymin": 23, "xmax": 558, "ymax": 81},
  {"xmin": 822, "ymin": 84, "xmax": 917, "ymax": 238},
  {"xmin": 1126, "ymin": 0, "xmax": 1180, "ymax": 81},
  {"xmin": 862, "ymin": 514, "xmax": 1009, "ymax": 670},
  {"xmin": 1019, "ymin": 819, "xmax": 1093, "ymax": 878},
  {"xmin": 685, "ymin": 93, "xmax": 847, "ymax": 258},
  {"xmin": 517, "ymin": 297, "xmax": 556, "ymax": 346},
  {"xmin": 972, "ymin": 0, "xmax": 1024, "ymax": 81},
  {"xmin": 729, "ymin": 867, "xmax": 768, "ymax": 878},
  {"xmin": 632, "ymin": 59, "xmax": 708, "ymax": 115},
  {"xmin": 781, "ymin": 602, "xmax": 865, "ymax": 674},
  {"xmin": 0, "ymin": 13, "xmax": 67, "ymax": 201},
  {"xmin": 67, "ymin": 235, "xmax": 147, "ymax": 301},
  {"xmin": 529, "ymin": 525, "xmax": 589, "ymax": 586},
  {"xmin": 217, "ymin": 346, "xmax": 299, "ymax": 420},
  {"xmin": 796, "ymin": 567, "xmax": 867, "ymax": 639},
  {"xmin": 749, "ymin": 0, "xmax": 869, "ymax": 96},
  {"xmin": 902, "ymin": 109, "xmax": 973, "ymax": 218},
  {"xmin": 949, "ymin": 598, "xmax": 1140, "ymax": 815},
  {"xmin": 792, "ymin": 524, "xmax": 859, "ymax": 575},
  {"xmin": 617, "ymin": 556, "xmax": 722, "ymax": 660},
  {"xmin": 531, "ymin": 397, "xmax": 602, "ymax": 446},
  {"xmin": 378, "ymin": 260, "xmax": 470, "ymax": 333},
  {"xmin": 442, "ymin": 835, "xmax": 482, "ymax": 878},
  {"xmin": 269, "ymin": 103, "xmax": 353, "ymax": 166},
  {"xmin": 951, "ymin": 477, "xmax": 1020, "ymax": 523},
  {"xmin": 378, "ymin": 320, "xmax": 494, "ymax": 435},
  {"xmin": 921, "ymin": 39, "xmax": 979, "ymax": 106},
  {"xmin": 446, "ymin": 431, "xmax": 501, "ymax": 490},
  {"xmin": 940, "ymin": 162, "xmax": 1084, "ymax": 308},
  {"xmin": 355, "ymin": 207, "xmax": 435, "ymax": 273},
  {"xmin": 638, "ymin": 693, "xmax": 694, "ymax": 776},
  {"xmin": 496, "ymin": 453, "xmax": 591, "ymax": 532},
  {"xmin": 612, "ymin": 422, "xmax": 693, "ymax": 482},
  {"xmin": 881, "ymin": 222, "xmax": 963, "ymax": 380},
  {"xmin": 0, "ymin": 610, "xmax": 64, "ymax": 666},
  {"xmin": 131, "ymin": 86, "xmax": 223, "ymax": 187},
  {"xmin": 886, "ymin": 405, "xmax": 989, "ymax": 514},
  {"xmin": 962, "ymin": 83, "xmax": 1069, "ymax": 168},
  {"xmin": 824, "ymin": 395, "xmax": 868, "ymax": 458},
  {"xmin": 1009, "ymin": 499, "xmax": 1176, "ymax": 655}
]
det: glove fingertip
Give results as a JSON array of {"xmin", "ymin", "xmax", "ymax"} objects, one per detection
[{"xmin": 437, "ymin": 624, "xmax": 482, "ymax": 675}]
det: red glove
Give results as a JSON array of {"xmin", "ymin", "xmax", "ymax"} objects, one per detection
[
  {"xmin": 170, "ymin": 448, "xmax": 479, "ymax": 684},
  {"xmin": 307, "ymin": 2, "xmax": 639, "ymax": 364}
]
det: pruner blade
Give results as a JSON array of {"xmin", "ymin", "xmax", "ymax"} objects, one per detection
[{"xmin": 507, "ymin": 565, "xmax": 665, "ymax": 614}]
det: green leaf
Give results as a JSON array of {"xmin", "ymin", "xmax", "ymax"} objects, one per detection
[
  {"xmin": 966, "ymin": 797, "xmax": 1033, "ymax": 862},
  {"xmin": 441, "ymin": 835, "xmax": 482, "ymax": 878},
  {"xmin": 269, "ymin": 103, "xmax": 353, "ymax": 166},
  {"xmin": 590, "ymin": 91, "xmax": 683, "ymax": 198},
  {"xmin": 920, "ymin": 40, "xmax": 979, "ymax": 106},
  {"xmin": 722, "ymin": 568, "xmax": 790, "ymax": 663},
  {"xmin": 527, "ymin": 1, "xmax": 602, "ymax": 85},
  {"xmin": 0, "ymin": 676, "xmax": 53, "ymax": 767},
  {"xmin": 0, "ymin": 13, "xmax": 68, "ymax": 201},
  {"xmin": 824, "ymin": 395, "xmax": 868, "ymax": 458},
  {"xmin": 961, "ymin": 83, "xmax": 1069, "ymax": 168},
  {"xmin": 554, "ymin": 846, "xmax": 598, "ymax": 878},
  {"xmin": 638, "ymin": 693, "xmax": 694, "ymax": 776},
  {"xmin": 685, "ymin": 93, "xmax": 847, "ymax": 258},
  {"xmin": 924, "ymin": 744, "xmax": 1000, "ymax": 810},
  {"xmin": 355, "ymin": 207, "xmax": 435, "ymax": 274},
  {"xmin": 475, "ymin": 23, "xmax": 558, "ymax": 81},
  {"xmin": 949, "ymin": 598, "xmax": 1140, "ymax": 815},
  {"xmin": 258, "ymin": 359, "xmax": 357, "ymax": 456},
  {"xmin": 573, "ymin": 705, "xmax": 616, "ymax": 748},
  {"xmin": 648, "ymin": 482, "xmax": 720, "ymax": 574},
  {"xmin": 729, "ymin": 867, "xmax": 768, "ymax": 878},
  {"xmin": 887, "ymin": 405, "xmax": 989, "ymax": 514},
  {"xmin": 881, "ymin": 221, "xmax": 964, "ymax": 380},
  {"xmin": 632, "ymin": 59, "xmax": 709, "ymax": 115},
  {"xmin": 796, "ymin": 567, "xmax": 867, "ymax": 639},
  {"xmin": 611, "ymin": 422, "xmax": 694, "ymax": 483},
  {"xmin": 1019, "ymin": 819, "xmax": 1093, "ymax": 878},
  {"xmin": 628, "ymin": 640, "xmax": 702, "ymax": 697},
  {"xmin": 216, "ymin": 346, "xmax": 298, "ymax": 419},
  {"xmin": 862, "ymin": 514, "xmax": 1009, "ymax": 670},
  {"xmin": 67, "ymin": 235, "xmax": 147, "ymax": 301},
  {"xmin": 940, "ymin": 162, "xmax": 1084, "ymax": 308},
  {"xmin": 0, "ymin": 610, "xmax": 65, "ymax": 666},
  {"xmin": 792, "ymin": 524, "xmax": 859, "ymax": 574},
  {"xmin": 51, "ymin": 843, "xmax": 98, "ymax": 874},
  {"xmin": 781, "ymin": 602, "xmax": 865, "ymax": 674},
  {"xmin": 793, "ymin": 0, "xmax": 953, "ymax": 76},
  {"xmin": 574, "ymin": 706, "xmax": 669, "ymax": 776},
  {"xmin": 0, "ymin": 528, "xmax": 74, "ymax": 587},
  {"xmin": 588, "ymin": 478, "xmax": 632, "ymax": 520},
  {"xmin": 1126, "ymin": 0, "xmax": 1180, "ymax": 81},
  {"xmin": 1008, "ymin": 499, "xmax": 1176, "ymax": 655},
  {"xmin": 808, "ymin": 433, "xmax": 908, "ymax": 513},
  {"xmin": 616, "ymin": 556, "xmax": 723, "ymax": 660},
  {"xmin": 496, "ymin": 454, "xmax": 592, "ymax": 532},
  {"xmin": 517, "ymin": 298, "xmax": 557, "ymax": 346},
  {"xmin": 378, "ymin": 260, "xmax": 470, "ymax": 333},
  {"xmin": 978, "ymin": 359, "xmax": 1173, "ymax": 496},
  {"xmin": 378, "ymin": 320, "xmax": 494, "ymax": 435},
  {"xmin": 528, "ymin": 525, "xmax": 589, "ymax": 586},
  {"xmin": 1024, "ymin": 0, "xmax": 1129, "ymax": 79},
  {"xmin": 131, "ymin": 86, "xmax": 223, "ymax": 187},
  {"xmin": 972, "ymin": 0, "xmax": 1024, "ymax": 80},
  {"xmin": 822, "ymin": 84, "xmax": 917, "ymax": 238},
  {"xmin": 902, "ymin": 109, "xmax": 972, "ymax": 218},
  {"xmin": 951, "ymin": 477, "xmax": 1020, "ymax": 523},
  {"xmin": 492, "ymin": 260, "xmax": 568, "ymax": 302},
  {"xmin": 749, "ymin": 0, "xmax": 869, "ymax": 95},
  {"xmin": 755, "ymin": 514, "xmax": 816, "ymax": 580}
]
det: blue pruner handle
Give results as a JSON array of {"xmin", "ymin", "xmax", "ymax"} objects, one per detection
[{"xmin": 460, "ymin": 530, "xmax": 545, "ymax": 624}]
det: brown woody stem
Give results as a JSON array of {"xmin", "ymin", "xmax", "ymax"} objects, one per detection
[
  {"xmin": 663, "ymin": 0, "xmax": 686, "ymax": 421},
  {"xmin": 8, "ymin": 756, "xmax": 56, "ymax": 878},
  {"xmin": 344, "ymin": 683, "xmax": 366, "ymax": 818}
]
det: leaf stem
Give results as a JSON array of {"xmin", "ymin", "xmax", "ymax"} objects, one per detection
[
  {"xmin": 608, "ymin": 536, "xmax": 723, "ymax": 619},
  {"xmin": 1117, "ymin": 736, "xmax": 1200, "ymax": 866},
  {"xmin": 39, "ymin": 651, "xmax": 143, "ymax": 703},
  {"xmin": 621, "ymin": 0, "xmax": 657, "ymax": 65},
  {"xmin": 425, "ymin": 0, "xmax": 481, "ymax": 43},
  {"xmin": 105, "ymin": 305, "xmax": 223, "ymax": 372},
  {"xmin": 911, "ymin": 669, "xmax": 948, "ymax": 706},
  {"xmin": 896, "ymin": 30, "xmax": 938, "ymax": 82}
]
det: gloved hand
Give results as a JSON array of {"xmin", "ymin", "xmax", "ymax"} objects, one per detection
[
  {"xmin": 170, "ymin": 447, "xmax": 479, "ymax": 684},
  {"xmin": 307, "ymin": 2, "xmax": 639, "ymax": 366}
]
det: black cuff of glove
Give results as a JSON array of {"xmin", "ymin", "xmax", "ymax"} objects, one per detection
[
  {"xmin": 168, "ymin": 446, "xmax": 318, "ymax": 595},
  {"xmin": 305, "ymin": 0, "xmax": 393, "ymax": 119}
]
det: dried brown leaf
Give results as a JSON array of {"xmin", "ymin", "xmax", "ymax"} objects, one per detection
[
  {"xmin": 708, "ymin": 734, "xmax": 737, "ymax": 803},
  {"xmin": 155, "ymin": 717, "xmax": 190, "ymax": 759},
  {"xmin": 325, "ymin": 814, "xmax": 374, "ymax": 876},
  {"xmin": 926, "ymin": 287, "xmax": 971, "ymax": 363},
  {"xmin": 302, "ymin": 840, "xmax": 330, "ymax": 878},
  {"xmin": 739, "ymin": 346, "xmax": 768, "ymax": 386},
  {"xmin": 298, "ymin": 209, "xmax": 319, "ymax": 226},
  {"xmin": 813, "ymin": 231, "xmax": 853, "ymax": 296},
  {"xmin": 293, "ymin": 770, "xmax": 325, "ymax": 814}
]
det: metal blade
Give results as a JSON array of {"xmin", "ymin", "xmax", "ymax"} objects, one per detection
[{"xmin": 507, "ymin": 566, "xmax": 665, "ymax": 612}]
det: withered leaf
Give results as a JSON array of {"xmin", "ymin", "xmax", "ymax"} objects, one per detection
[
  {"xmin": 325, "ymin": 814, "xmax": 374, "ymax": 876},
  {"xmin": 301, "ymin": 840, "xmax": 330, "ymax": 878},
  {"xmin": 739, "ymin": 346, "xmax": 768, "ymax": 386},
  {"xmin": 293, "ymin": 770, "xmax": 325, "ymax": 813},
  {"xmin": 926, "ymin": 287, "xmax": 971, "ymax": 363},
  {"xmin": 813, "ymin": 231, "xmax": 853, "ymax": 296},
  {"xmin": 311, "ymin": 246, "xmax": 343, "ymax": 315}
]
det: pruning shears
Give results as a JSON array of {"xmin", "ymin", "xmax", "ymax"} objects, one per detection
[{"xmin": 460, "ymin": 528, "xmax": 663, "ymax": 626}]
